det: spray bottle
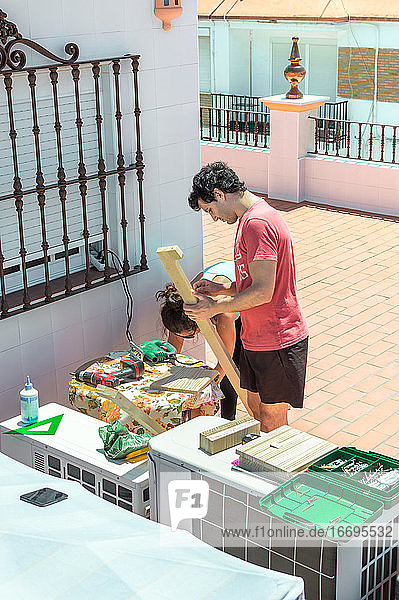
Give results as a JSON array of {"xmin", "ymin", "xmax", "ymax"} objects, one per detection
[{"xmin": 20, "ymin": 376, "xmax": 39, "ymax": 425}]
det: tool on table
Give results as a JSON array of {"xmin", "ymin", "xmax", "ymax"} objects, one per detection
[
  {"xmin": 139, "ymin": 340, "xmax": 177, "ymax": 364},
  {"xmin": 74, "ymin": 357, "xmax": 145, "ymax": 388},
  {"xmin": 156, "ymin": 245, "xmax": 252, "ymax": 415}
]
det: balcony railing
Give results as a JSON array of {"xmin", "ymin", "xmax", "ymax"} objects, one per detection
[
  {"xmin": 209, "ymin": 92, "xmax": 269, "ymax": 114},
  {"xmin": 309, "ymin": 117, "xmax": 399, "ymax": 165},
  {"xmin": 200, "ymin": 94, "xmax": 349, "ymax": 150},
  {"xmin": 200, "ymin": 106, "xmax": 270, "ymax": 148}
]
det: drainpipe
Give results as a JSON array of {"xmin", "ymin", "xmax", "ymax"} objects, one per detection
[
  {"xmin": 372, "ymin": 23, "xmax": 379, "ymax": 124},
  {"xmin": 249, "ymin": 29, "xmax": 253, "ymax": 96}
]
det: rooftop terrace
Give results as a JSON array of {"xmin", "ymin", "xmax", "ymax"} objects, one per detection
[{"xmin": 204, "ymin": 196, "xmax": 399, "ymax": 458}]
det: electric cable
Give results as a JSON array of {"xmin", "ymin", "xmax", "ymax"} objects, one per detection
[{"xmin": 106, "ymin": 249, "xmax": 134, "ymax": 346}]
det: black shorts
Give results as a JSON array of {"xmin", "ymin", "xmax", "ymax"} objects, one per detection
[{"xmin": 239, "ymin": 337, "xmax": 308, "ymax": 408}]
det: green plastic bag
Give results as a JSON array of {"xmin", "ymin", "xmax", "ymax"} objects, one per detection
[{"xmin": 98, "ymin": 421, "xmax": 152, "ymax": 460}]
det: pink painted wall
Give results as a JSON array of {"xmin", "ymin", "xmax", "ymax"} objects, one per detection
[
  {"xmin": 303, "ymin": 156, "xmax": 399, "ymax": 216},
  {"xmin": 201, "ymin": 142, "xmax": 399, "ymax": 217},
  {"xmin": 201, "ymin": 143, "xmax": 269, "ymax": 194}
]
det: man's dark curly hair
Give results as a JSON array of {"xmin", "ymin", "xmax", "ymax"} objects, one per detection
[{"xmin": 188, "ymin": 162, "xmax": 246, "ymax": 211}]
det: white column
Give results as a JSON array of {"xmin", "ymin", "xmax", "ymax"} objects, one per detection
[{"xmin": 260, "ymin": 94, "xmax": 328, "ymax": 203}]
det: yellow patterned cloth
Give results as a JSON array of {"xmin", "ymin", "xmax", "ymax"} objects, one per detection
[{"xmin": 69, "ymin": 354, "xmax": 219, "ymax": 434}]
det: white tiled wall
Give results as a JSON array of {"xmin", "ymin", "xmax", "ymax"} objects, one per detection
[{"xmin": 0, "ymin": 0, "xmax": 205, "ymax": 420}]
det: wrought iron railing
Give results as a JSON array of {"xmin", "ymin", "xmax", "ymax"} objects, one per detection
[
  {"xmin": 200, "ymin": 94, "xmax": 348, "ymax": 149},
  {"xmin": 318, "ymin": 100, "xmax": 348, "ymax": 122},
  {"xmin": 200, "ymin": 106, "xmax": 270, "ymax": 148},
  {"xmin": 0, "ymin": 9, "xmax": 147, "ymax": 317},
  {"xmin": 309, "ymin": 117, "xmax": 399, "ymax": 165},
  {"xmin": 209, "ymin": 92, "xmax": 269, "ymax": 115}
]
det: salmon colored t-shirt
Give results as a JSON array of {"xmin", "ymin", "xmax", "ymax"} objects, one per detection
[{"xmin": 234, "ymin": 198, "xmax": 308, "ymax": 351}]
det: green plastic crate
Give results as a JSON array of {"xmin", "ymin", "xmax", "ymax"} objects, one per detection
[
  {"xmin": 259, "ymin": 472, "xmax": 384, "ymax": 541},
  {"xmin": 308, "ymin": 447, "xmax": 399, "ymax": 508}
]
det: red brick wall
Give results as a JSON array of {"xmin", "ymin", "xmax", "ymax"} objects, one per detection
[
  {"xmin": 377, "ymin": 48, "xmax": 399, "ymax": 103},
  {"xmin": 338, "ymin": 47, "xmax": 399, "ymax": 103},
  {"xmin": 337, "ymin": 47, "xmax": 375, "ymax": 100}
]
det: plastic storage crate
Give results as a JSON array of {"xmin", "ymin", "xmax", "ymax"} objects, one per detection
[
  {"xmin": 259, "ymin": 473, "xmax": 384, "ymax": 540},
  {"xmin": 308, "ymin": 447, "xmax": 399, "ymax": 509}
]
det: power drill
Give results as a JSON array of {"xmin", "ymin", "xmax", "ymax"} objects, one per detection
[
  {"xmin": 139, "ymin": 340, "xmax": 177, "ymax": 364},
  {"xmin": 75, "ymin": 357, "xmax": 145, "ymax": 388}
]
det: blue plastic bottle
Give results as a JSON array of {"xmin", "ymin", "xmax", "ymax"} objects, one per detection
[{"xmin": 20, "ymin": 376, "xmax": 39, "ymax": 425}]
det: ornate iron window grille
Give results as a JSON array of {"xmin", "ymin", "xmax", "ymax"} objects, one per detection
[{"xmin": 0, "ymin": 10, "xmax": 147, "ymax": 317}]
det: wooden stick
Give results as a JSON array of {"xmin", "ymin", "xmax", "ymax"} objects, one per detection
[
  {"xmin": 156, "ymin": 245, "xmax": 252, "ymax": 415},
  {"xmin": 96, "ymin": 385, "xmax": 164, "ymax": 435}
]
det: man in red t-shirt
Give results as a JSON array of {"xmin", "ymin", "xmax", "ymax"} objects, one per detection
[{"xmin": 184, "ymin": 162, "xmax": 308, "ymax": 432}]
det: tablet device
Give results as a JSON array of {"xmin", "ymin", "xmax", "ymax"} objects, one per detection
[{"xmin": 20, "ymin": 487, "xmax": 68, "ymax": 507}]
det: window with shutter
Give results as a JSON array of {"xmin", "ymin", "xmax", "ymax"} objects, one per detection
[{"xmin": 0, "ymin": 10, "xmax": 147, "ymax": 317}]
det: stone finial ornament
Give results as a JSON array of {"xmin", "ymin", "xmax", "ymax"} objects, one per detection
[
  {"xmin": 284, "ymin": 37, "xmax": 306, "ymax": 99},
  {"xmin": 154, "ymin": 0, "xmax": 183, "ymax": 31}
]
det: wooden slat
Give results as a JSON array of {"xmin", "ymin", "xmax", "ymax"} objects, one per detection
[
  {"xmin": 96, "ymin": 385, "xmax": 164, "ymax": 436},
  {"xmin": 156, "ymin": 245, "xmax": 252, "ymax": 416},
  {"xmin": 150, "ymin": 365, "xmax": 218, "ymax": 394}
]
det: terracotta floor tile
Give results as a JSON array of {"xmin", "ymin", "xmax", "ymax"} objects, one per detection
[
  {"xmin": 340, "ymin": 353, "xmax": 372, "ymax": 369},
  {"xmin": 305, "ymin": 404, "xmax": 341, "ymax": 423},
  {"xmin": 373, "ymin": 443, "xmax": 399, "ymax": 459},
  {"xmin": 312, "ymin": 355, "xmax": 347, "ymax": 371},
  {"xmin": 329, "ymin": 389, "xmax": 367, "ymax": 408},
  {"xmin": 288, "ymin": 418, "xmax": 316, "ymax": 433},
  {"xmin": 342, "ymin": 407, "xmax": 390, "ymax": 436},
  {"xmin": 310, "ymin": 343, "xmax": 341, "ymax": 360},
  {"xmin": 309, "ymin": 417, "xmax": 347, "ymax": 439},
  {"xmin": 322, "ymin": 379, "xmax": 353, "ymax": 396},
  {"xmin": 304, "ymin": 390, "xmax": 335, "ymax": 410},
  {"xmin": 377, "ymin": 362, "xmax": 399, "ymax": 379},
  {"xmin": 361, "ymin": 387, "xmax": 396, "ymax": 406},
  {"xmin": 336, "ymin": 401, "xmax": 373, "ymax": 421},
  {"xmin": 374, "ymin": 414, "xmax": 399, "ymax": 437},
  {"xmin": 329, "ymin": 430, "xmax": 358, "ymax": 448},
  {"xmin": 385, "ymin": 435, "xmax": 399, "ymax": 449},
  {"xmin": 346, "ymin": 365, "xmax": 380, "ymax": 385},
  {"xmin": 317, "ymin": 365, "xmax": 352, "ymax": 383},
  {"xmin": 367, "ymin": 351, "xmax": 399, "ymax": 368},
  {"xmin": 353, "ymin": 374, "xmax": 390, "ymax": 393},
  {"xmin": 354, "ymin": 431, "xmax": 389, "ymax": 452},
  {"xmin": 334, "ymin": 342, "xmax": 367, "ymax": 358},
  {"xmin": 384, "ymin": 376, "xmax": 399, "ymax": 393},
  {"xmin": 304, "ymin": 377, "xmax": 328, "ymax": 395}
]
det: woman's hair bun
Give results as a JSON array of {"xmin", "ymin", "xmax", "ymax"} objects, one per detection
[{"xmin": 155, "ymin": 283, "xmax": 183, "ymax": 307}]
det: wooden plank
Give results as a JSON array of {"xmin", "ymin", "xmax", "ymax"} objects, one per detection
[
  {"xmin": 236, "ymin": 426, "xmax": 337, "ymax": 476},
  {"xmin": 96, "ymin": 385, "xmax": 164, "ymax": 435},
  {"xmin": 156, "ymin": 245, "xmax": 252, "ymax": 415},
  {"xmin": 150, "ymin": 365, "xmax": 219, "ymax": 394}
]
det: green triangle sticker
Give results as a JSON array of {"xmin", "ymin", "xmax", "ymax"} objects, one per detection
[{"xmin": 5, "ymin": 414, "xmax": 64, "ymax": 436}]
